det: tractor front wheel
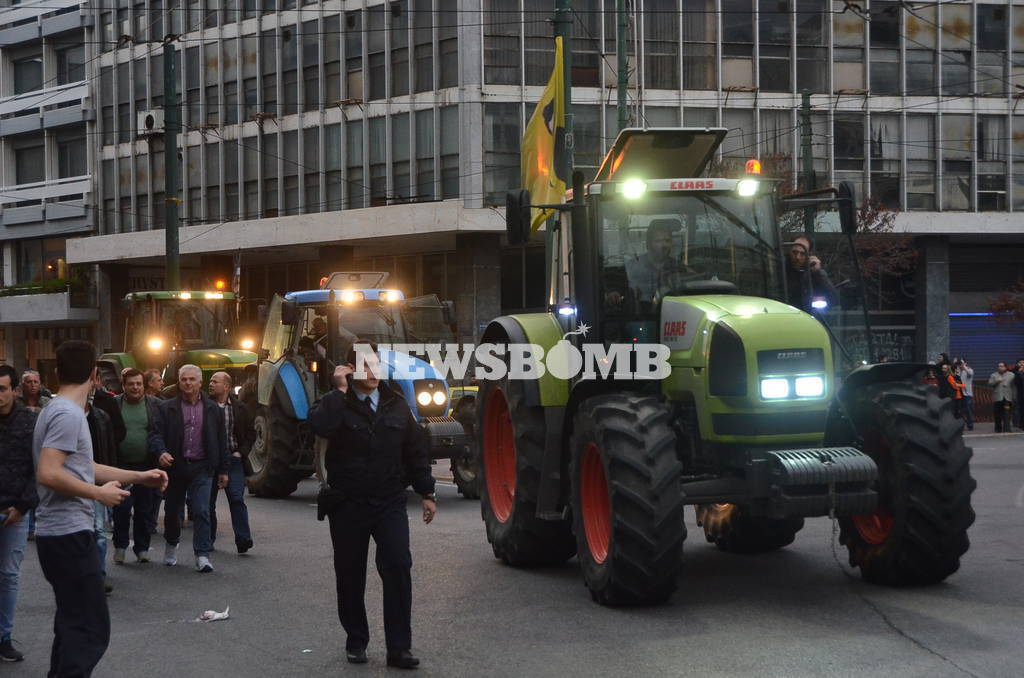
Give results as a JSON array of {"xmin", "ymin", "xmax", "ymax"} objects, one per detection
[
  {"xmin": 696, "ymin": 503, "xmax": 804, "ymax": 553},
  {"xmin": 245, "ymin": 395, "xmax": 305, "ymax": 498},
  {"xmin": 570, "ymin": 394, "xmax": 686, "ymax": 606},
  {"xmin": 477, "ymin": 376, "xmax": 575, "ymax": 566},
  {"xmin": 838, "ymin": 381, "xmax": 976, "ymax": 586}
]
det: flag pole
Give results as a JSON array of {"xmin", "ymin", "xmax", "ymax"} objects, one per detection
[{"xmin": 554, "ymin": 0, "xmax": 573, "ymax": 180}]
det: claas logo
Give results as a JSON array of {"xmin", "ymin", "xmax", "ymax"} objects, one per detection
[
  {"xmin": 663, "ymin": 321, "xmax": 688, "ymax": 338},
  {"xmin": 670, "ymin": 180, "xmax": 715, "ymax": 190}
]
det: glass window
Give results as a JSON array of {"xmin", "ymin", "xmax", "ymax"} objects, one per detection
[
  {"xmin": 56, "ymin": 44, "xmax": 86, "ymax": 85},
  {"xmin": 415, "ymin": 109, "xmax": 435, "ymax": 201},
  {"xmin": 722, "ymin": 0, "xmax": 754, "ymax": 43},
  {"xmin": 346, "ymin": 121, "xmax": 365, "ymax": 209},
  {"xmin": 224, "ymin": 142, "xmax": 239, "ymax": 221},
  {"xmin": 325, "ymin": 124, "xmax": 343, "ymax": 211},
  {"xmin": 645, "ymin": 0, "xmax": 679, "ymax": 90},
  {"xmin": 977, "ymin": 116, "xmax": 1006, "ymax": 212},
  {"xmin": 261, "ymin": 30, "xmax": 278, "ymax": 114},
  {"xmin": 437, "ymin": 0, "xmax": 458, "ymax": 88},
  {"xmin": 942, "ymin": 51, "xmax": 971, "ymax": 96},
  {"xmin": 304, "ymin": 126, "xmax": 320, "ymax": 213},
  {"xmin": 835, "ymin": 114, "xmax": 864, "ymax": 170},
  {"xmin": 484, "ymin": 102, "xmax": 521, "ymax": 205},
  {"xmin": 391, "ymin": 0, "xmax": 410, "ymax": 97},
  {"xmin": 440, "ymin": 106, "xmax": 459, "ymax": 199},
  {"xmin": 263, "ymin": 133, "xmax": 279, "ymax": 217},
  {"xmin": 323, "ymin": 16, "xmax": 341, "ymax": 105},
  {"xmin": 57, "ymin": 134, "xmax": 88, "ymax": 178},
  {"xmin": 683, "ymin": 0, "xmax": 716, "ymax": 89},
  {"xmin": 906, "ymin": 114, "xmax": 935, "ymax": 210},
  {"xmin": 572, "ymin": 0, "xmax": 601, "ymax": 87},
  {"xmin": 15, "ymin": 143, "xmax": 45, "ymax": 185},
  {"xmin": 413, "ymin": 0, "xmax": 433, "ymax": 92},
  {"xmin": 13, "ymin": 55, "xmax": 43, "ymax": 94},
  {"xmin": 721, "ymin": 0, "xmax": 753, "ymax": 87},
  {"xmin": 1013, "ymin": 117, "xmax": 1024, "ymax": 211},
  {"xmin": 760, "ymin": 45, "xmax": 791, "ymax": 92},
  {"xmin": 906, "ymin": 49, "xmax": 936, "ymax": 96},
  {"xmin": 283, "ymin": 130, "xmax": 299, "ymax": 215},
  {"xmin": 393, "ymin": 112, "xmax": 411, "ymax": 200},
  {"xmin": 524, "ymin": 0, "xmax": 554, "ymax": 86},
  {"xmin": 976, "ymin": 51, "xmax": 1006, "ymax": 96},
  {"xmin": 367, "ymin": 6, "xmax": 386, "ymax": 100},
  {"xmin": 303, "ymin": 20, "xmax": 321, "ymax": 112},
  {"xmin": 870, "ymin": 49, "xmax": 900, "ymax": 95},
  {"xmin": 206, "ymin": 142, "xmax": 221, "ymax": 221},
  {"xmin": 484, "ymin": 0, "xmax": 521, "ymax": 85},
  {"xmin": 369, "ymin": 117, "xmax": 387, "ymax": 205},
  {"xmin": 574, "ymin": 105, "xmax": 603, "ymax": 177},
  {"xmin": 721, "ymin": 109, "xmax": 755, "ymax": 160},
  {"xmin": 18, "ymin": 239, "xmax": 67, "ymax": 284},
  {"xmin": 870, "ymin": 1, "xmax": 899, "ymax": 47},
  {"xmin": 281, "ymin": 25, "xmax": 299, "ymax": 115},
  {"xmin": 760, "ymin": 109, "xmax": 792, "ymax": 159},
  {"xmin": 870, "ymin": 114, "xmax": 900, "ymax": 209},
  {"xmin": 345, "ymin": 11, "xmax": 363, "ymax": 100},
  {"xmin": 941, "ymin": 114, "xmax": 972, "ymax": 211}
]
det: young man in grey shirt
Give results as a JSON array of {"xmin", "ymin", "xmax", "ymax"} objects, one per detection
[{"xmin": 33, "ymin": 340, "xmax": 167, "ymax": 677}]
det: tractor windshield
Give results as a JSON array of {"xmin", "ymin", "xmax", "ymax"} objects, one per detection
[
  {"xmin": 337, "ymin": 305, "xmax": 406, "ymax": 346},
  {"xmin": 599, "ymin": 192, "xmax": 783, "ymax": 313},
  {"xmin": 129, "ymin": 298, "xmax": 234, "ymax": 350}
]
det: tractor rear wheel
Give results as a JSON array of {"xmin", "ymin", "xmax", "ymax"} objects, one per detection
[
  {"xmin": 451, "ymin": 397, "xmax": 480, "ymax": 499},
  {"xmin": 570, "ymin": 394, "xmax": 686, "ymax": 606},
  {"xmin": 477, "ymin": 376, "xmax": 575, "ymax": 566},
  {"xmin": 245, "ymin": 395, "xmax": 305, "ymax": 498},
  {"xmin": 696, "ymin": 504, "xmax": 804, "ymax": 553},
  {"xmin": 838, "ymin": 381, "xmax": 975, "ymax": 586}
]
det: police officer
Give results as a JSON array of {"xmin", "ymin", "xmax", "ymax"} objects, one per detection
[{"xmin": 309, "ymin": 341, "xmax": 436, "ymax": 669}]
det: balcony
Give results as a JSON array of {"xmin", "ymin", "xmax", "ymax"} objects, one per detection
[
  {"xmin": 0, "ymin": 175, "xmax": 92, "ymax": 240},
  {"xmin": 0, "ymin": 0, "xmax": 89, "ymax": 45},
  {"xmin": 0, "ymin": 81, "xmax": 91, "ymax": 134},
  {"xmin": 0, "ymin": 278, "xmax": 98, "ymax": 325}
]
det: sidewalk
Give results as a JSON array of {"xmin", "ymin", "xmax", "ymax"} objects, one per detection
[{"xmin": 963, "ymin": 421, "xmax": 1024, "ymax": 438}]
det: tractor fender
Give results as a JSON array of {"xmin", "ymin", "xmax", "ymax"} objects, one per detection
[
  {"xmin": 377, "ymin": 349, "xmax": 447, "ymax": 421},
  {"xmin": 480, "ymin": 314, "xmax": 568, "ymax": 408},
  {"xmin": 273, "ymin": 360, "xmax": 310, "ymax": 421},
  {"xmin": 826, "ymin": 362, "xmax": 929, "ymax": 444}
]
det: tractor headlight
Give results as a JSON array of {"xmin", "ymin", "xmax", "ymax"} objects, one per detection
[
  {"xmin": 621, "ymin": 178, "xmax": 647, "ymax": 200},
  {"xmin": 795, "ymin": 375, "xmax": 825, "ymax": 398},
  {"xmin": 241, "ymin": 338, "xmax": 255, "ymax": 350},
  {"xmin": 417, "ymin": 391, "xmax": 432, "ymax": 406},
  {"xmin": 340, "ymin": 290, "xmax": 364, "ymax": 304},
  {"xmin": 432, "ymin": 390, "xmax": 447, "ymax": 406},
  {"xmin": 147, "ymin": 337, "xmax": 165, "ymax": 352},
  {"xmin": 736, "ymin": 179, "xmax": 759, "ymax": 197},
  {"xmin": 760, "ymin": 378, "xmax": 789, "ymax": 399}
]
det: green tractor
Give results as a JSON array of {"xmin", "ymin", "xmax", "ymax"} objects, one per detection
[
  {"xmin": 99, "ymin": 290, "xmax": 258, "ymax": 390},
  {"xmin": 476, "ymin": 128, "xmax": 975, "ymax": 606}
]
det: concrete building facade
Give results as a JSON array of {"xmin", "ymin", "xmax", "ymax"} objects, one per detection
[{"xmin": 0, "ymin": 0, "xmax": 1021, "ymax": 372}]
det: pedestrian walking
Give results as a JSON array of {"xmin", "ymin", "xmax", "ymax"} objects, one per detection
[
  {"xmin": 85, "ymin": 389, "xmax": 119, "ymax": 595},
  {"xmin": 112, "ymin": 369, "xmax": 161, "ymax": 564},
  {"xmin": 33, "ymin": 340, "xmax": 166, "ymax": 677},
  {"xmin": 16, "ymin": 370, "xmax": 50, "ymax": 411},
  {"xmin": 0, "ymin": 365, "xmax": 38, "ymax": 663},
  {"xmin": 207, "ymin": 372, "xmax": 254, "ymax": 554},
  {"xmin": 142, "ymin": 370, "xmax": 165, "ymax": 535},
  {"xmin": 310, "ymin": 341, "xmax": 437, "ymax": 669},
  {"xmin": 143, "ymin": 369, "xmax": 164, "ymax": 399},
  {"xmin": 149, "ymin": 364, "xmax": 228, "ymax": 573},
  {"xmin": 957, "ymin": 360, "xmax": 975, "ymax": 431},
  {"xmin": 1015, "ymin": 359, "xmax": 1024, "ymax": 429},
  {"xmin": 988, "ymin": 362, "xmax": 1015, "ymax": 433}
]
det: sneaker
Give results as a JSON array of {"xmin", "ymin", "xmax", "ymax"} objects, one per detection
[
  {"xmin": 164, "ymin": 542, "xmax": 178, "ymax": 566},
  {"xmin": 0, "ymin": 638, "xmax": 24, "ymax": 662},
  {"xmin": 236, "ymin": 538, "xmax": 253, "ymax": 555},
  {"xmin": 195, "ymin": 555, "xmax": 214, "ymax": 573},
  {"xmin": 113, "ymin": 548, "xmax": 126, "ymax": 564},
  {"xmin": 136, "ymin": 549, "xmax": 151, "ymax": 563}
]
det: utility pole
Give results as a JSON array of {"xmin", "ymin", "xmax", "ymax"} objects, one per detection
[
  {"xmin": 164, "ymin": 39, "xmax": 181, "ymax": 290},
  {"xmin": 799, "ymin": 89, "xmax": 815, "ymax": 234},
  {"xmin": 554, "ymin": 0, "xmax": 573, "ymax": 180},
  {"xmin": 616, "ymin": 0, "xmax": 629, "ymax": 132}
]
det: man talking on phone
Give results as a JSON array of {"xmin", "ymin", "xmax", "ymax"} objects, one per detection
[
  {"xmin": 309, "ymin": 340, "xmax": 436, "ymax": 670},
  {"xmin": 786, "ymin": 234, "xmax": 838, "ymax": 312}
]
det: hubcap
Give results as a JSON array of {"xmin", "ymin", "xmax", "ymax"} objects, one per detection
[
  {"xmin": 250, "ymin": 413, "xmax": 268, "ymax": 475},
  {"xmin": 580, "ymin": 443, "xmax": 611, "ymax": 564},
  {"xmin": 483, "ymin": 389, "xmax": 515, "ymax": 523},
  {"xmin": 853, "ymin": 433, "xmax": 895, "ymax": 545},
  {"xmin": 853, "ymin": 511, "xmax": 895, "ymax": 544}
]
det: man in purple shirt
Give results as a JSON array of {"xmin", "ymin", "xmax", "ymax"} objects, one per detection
[{"xmin": 149, "ymin": 365, "xmax": 228, "ymax": 573}]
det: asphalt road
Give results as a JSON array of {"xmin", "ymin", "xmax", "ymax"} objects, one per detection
[{"xmin": 6, "ymin": 434, "xmax": 1023, "ymax": 678}]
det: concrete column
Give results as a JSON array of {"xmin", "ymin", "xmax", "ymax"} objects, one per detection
[
  {"xmin": 458, "ymin": 0, "xmax": 484, "ymax": 210},
  {"xmin": 4, "ymin": 325, "xmax": 26, "ymax": 370},
  {"xmin": 914, "ymin": 236, "xmax": 950, "ymax": 363},
  {"xmin": 454, "ymin": 233, "xmax": 501, "ymax": 344}
]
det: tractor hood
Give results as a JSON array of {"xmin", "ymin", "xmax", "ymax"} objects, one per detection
[
  {"xmin": 692, "ymin": 295, "xmax": 802, "ymax": 318},
  {"xmin": 180, "ymin": 348, "xmax": 257, "ymax": 369},
  {"xmin": 377, "ymin": 349, "xmax": 445, "ymax": 381}
]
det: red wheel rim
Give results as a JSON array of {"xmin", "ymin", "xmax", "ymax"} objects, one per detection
[
  {"xmin": 483, "ymin": 389, "xmax": 515, "ymax": 523},
  {"xmin": 852, "ymin": 511, "xmax": 895, "ymax": 544},
  {"xmin": 580, "ymin": 443, "xmax": 611, "ymax": 564}
]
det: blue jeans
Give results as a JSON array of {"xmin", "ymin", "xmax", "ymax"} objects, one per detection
[
  {"xmin": 163, "ymin": 463, "xmax": 214, "ymax": 557},
  {"xmin": 961, "ymin": 395, "xmax": 974, "ymax": 429},
  {"xmin": 93, "ymin": 501, "xmax": 108, "ymax": 577},
  {"xmin": 0, "ymin": 512, "xmax": 30, "ymax": 638},
  {"xmin": 210, "ymin": 456, "xmax": 252, "ymax": 545}
]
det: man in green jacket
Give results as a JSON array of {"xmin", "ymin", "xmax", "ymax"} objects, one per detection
[{"xmin": 112, "ymin": 369, "xmax": 161, "ymax": 563}]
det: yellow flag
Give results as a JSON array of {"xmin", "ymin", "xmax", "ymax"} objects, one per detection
[{"xmin": 521, "ymin": 37, "xmax": 566, "ymax": 233}]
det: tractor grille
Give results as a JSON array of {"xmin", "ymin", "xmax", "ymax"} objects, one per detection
[{"xmin": 708, "ymin": 323, "xmax": 747, "ymax": 397}]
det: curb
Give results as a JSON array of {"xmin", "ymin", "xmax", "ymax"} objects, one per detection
[{"xmin": 964, "ymin": 432, "xmax": 1024, "ymax": 439}]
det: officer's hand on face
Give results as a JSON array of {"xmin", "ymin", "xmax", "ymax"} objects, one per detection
[
  {"xmin": 422, "ymin": 498, "xmax": 437, "ymax": 524},
  {"xmin": 807, "ymin": 255, "xmax": 822, "ymax": 272},
  {"xmin": 333, "ymin": 364, "xmax": 355, "ymax": 393}
]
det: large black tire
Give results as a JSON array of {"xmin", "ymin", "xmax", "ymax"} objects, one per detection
[
  {"xmin": 569, "ymin": 394, "xmax": 686, "ymax": 606},
  {"xmin": 451, "ymin": 397, "xmax": 480, "ymax": 499},
  {"xmin": 695, "ymin": 504, "xmax": 804, "ymax": 553},
  {"xmin": 245, "ymin": 394, "xmax": 306, "ymax": 498},
  {"xmin": 837, "ymin": 380, "xmax": 975, "ymax": 586},
  {"xmin": 477, "ymin": 375, "xmax": 575, "ymax": 566}
]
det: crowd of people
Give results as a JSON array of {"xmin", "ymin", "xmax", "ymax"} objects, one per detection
[
  {"xmin": 924, "ymin": 353, "xmax": 1024, "ymax": 434},
  {"xmin": 0, "ymin": 344, "xmax": 255, "ymax": 670}
]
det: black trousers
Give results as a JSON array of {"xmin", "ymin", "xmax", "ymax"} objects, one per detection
[
  {"xmin": 994, "ymin": 399, "xmax": 1012, "ymax": 432},
  {"xmin": 36, "ymin": 530, "xmax": 110, "ymax": 678},
  {"xmin": 327, "ymin": 495, "xmax": 413, "ymax": 652}
]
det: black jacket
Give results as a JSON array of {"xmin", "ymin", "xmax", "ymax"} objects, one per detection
[
  {"xmin": 309, "ymin": 383, "xmax": 434, "ymax": 501},
  {"xmin": 786, "ymin": 265, "xmax": 838, "ymax": 313},
  {"xmin": 93, "ymin": 388, "xmax": 126, "ymax": 445},
  {"xmin": 148, "ymin": 394, "xmax": 229, "ymax": 478},
  {"xmin": 0, "ymin": 404, "xmax": 39, "ymax": 514},
  {"xmin": 87, "ymin": 405, "xmax": 118, "ymax": 468},
  {"xmin": 224, "ymin": 395, "xmax": 255, "ymax": 460}
]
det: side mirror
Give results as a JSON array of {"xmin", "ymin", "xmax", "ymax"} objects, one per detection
[
  {"xmin": 838, "ymin": 181, "xmax": 857, "ymax": 235},
  {"xmin": 257, "ymin": 304, "xmax": 268, "ymax": 324},
  {"xmin": 281, "ymin": 299, "xmax": 299, "ymax": 326},
  {"xmin": 505, "ymin": 189, "xmax": 532, "ymax": 246},
  {"xmin": 441, "ymin": 300, "xmax": 457, "ymax": 326}
]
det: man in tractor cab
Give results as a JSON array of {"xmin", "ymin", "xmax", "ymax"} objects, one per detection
[
  {"xmin": 624, "ymin": 219, "xmax": 680, "ymax": 304},
  {"xmin": 786, "ymin": 235, "xmax": 837, "ymax": 313}
]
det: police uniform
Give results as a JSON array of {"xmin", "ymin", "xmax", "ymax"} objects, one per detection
[{"xmin": 309, "ymin": 382, "xmax": 434, "ymax": 656}]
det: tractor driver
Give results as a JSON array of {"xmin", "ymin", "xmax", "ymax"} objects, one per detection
[{"xmin": 625, "ymin": 219, "xmax": 678, "ymax": 304}]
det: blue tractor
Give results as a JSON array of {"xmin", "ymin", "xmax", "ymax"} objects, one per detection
[{"xmin": 241, "ymin": 277, "xmax": 471, "ymax": 498}]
